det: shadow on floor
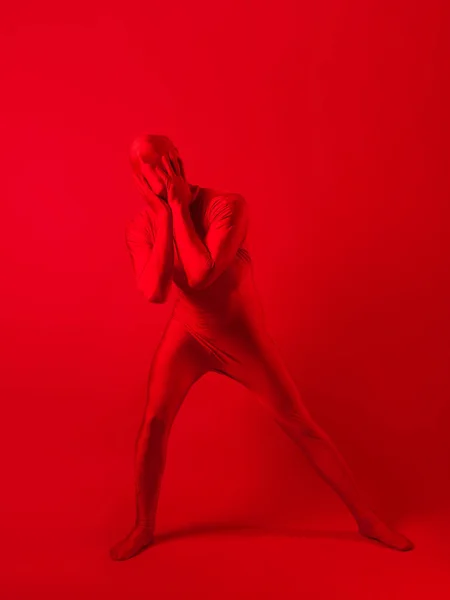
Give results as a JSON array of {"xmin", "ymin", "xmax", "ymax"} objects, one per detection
[{"xmin": 155, "ymin": 522, "xmax": 367, "ymax": 547}]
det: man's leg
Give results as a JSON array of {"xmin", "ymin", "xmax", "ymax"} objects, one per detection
[
  {"xmin": 216, "ymin": 329, "xmax": 414, "ymax": 551},
  {"xmin": 110, "ymin": 318, "xmax": 214, "ymax": 561}
]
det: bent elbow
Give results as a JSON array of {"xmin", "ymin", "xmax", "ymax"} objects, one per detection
[
  {"xmin": 189, "ymin": 262, "xmax": 216, "ymax": 290},
  {"xmin": 147, "ymin": 287, "xmax": 170, "ymax": 303},
  {"xmin": 137, "ymin": 282, "xmax": 167, "ymax": 304},
  {"xmin": 149, "ymin": 295, "xmax": 166, "ymax": 304},
  {"xmin": 136, "ymin": 271, "xmax": 169, "ymax": 303}
]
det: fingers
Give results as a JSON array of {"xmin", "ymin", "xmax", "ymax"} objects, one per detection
[
  {"xmin": 161, "ymin": 154, "xmax": 180, "ymax": 178},
  {"xmin": 140, "ymin": 163, "xmax": 167, "ymax": 197},
  {"xmin": 169, "ymin": 152, "xmax": 181, "ymax": 177},
  {"xmin": 133, "ymin": 171, "xmax": 159, "ymax": 204},
  {"xmin": 159, "ymin": 156, "xmax": 171, "ymax": 180},
  {"xmin": 153, "ymin": 164, "xmax": 169, "ymax": 187},
  {"xmin": 142, "ymin": 175, "xmax": 153, "ymax": 194},
  {"xmin": 178, "ymin": 157, "xmax": 186, "ymax": 179}
]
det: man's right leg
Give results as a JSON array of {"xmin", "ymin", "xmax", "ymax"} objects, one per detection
[{"xmin": 110, "ymin": 318, "xmax": 214, "ymax": 561}]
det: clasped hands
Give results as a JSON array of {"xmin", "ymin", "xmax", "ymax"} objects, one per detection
[{"xmin": 133, "ymin": 153, "xmax": 192, "ymax": 217}]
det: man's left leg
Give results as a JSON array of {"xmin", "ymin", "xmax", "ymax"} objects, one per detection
[{"xmin": 216, "ymin": 329, "xmax": 414, "ymax": 551}]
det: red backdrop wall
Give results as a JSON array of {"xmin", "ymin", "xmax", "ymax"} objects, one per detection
[{"xmin": 1, "ymin": 0, "xmax": 449, "ymax": 596}]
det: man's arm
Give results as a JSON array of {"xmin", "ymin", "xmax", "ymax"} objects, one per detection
[
  {"xmin": 171, "ymin": 194, "xmax": 249, "ymax": 290},
  {"xmin": 125, "ymin": 208, "xmax": 174, "ymax": 303}
]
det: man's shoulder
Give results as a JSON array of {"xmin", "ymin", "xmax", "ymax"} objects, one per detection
[
  {"xmin": 205, "ymin": 189, "xmax": 246, "ymax": 213},
  {"xmin": 210, "ymin": 189, "xmax": 245, "ymax": 202},
  {"xmin": 202, "ymin": 190, "xmax": 248, "ymax": 229}
]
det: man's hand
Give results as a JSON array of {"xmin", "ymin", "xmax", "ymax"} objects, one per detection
[
  {"xmin": 133, "ymin": 166, "xmax": 171, "ymax": 220},
  {"xmin": 156, "ymin": 154, "xmax": 192, "ymax": 210}
]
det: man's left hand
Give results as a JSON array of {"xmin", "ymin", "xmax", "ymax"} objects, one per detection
[{"xmin": 156, "ymin": 154, "xmax": 192, "ymax": 209}]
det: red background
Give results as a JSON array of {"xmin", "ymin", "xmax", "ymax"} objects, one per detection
[{"xmin": 1, "ymin": 1, "xmax": 449, "ymax": 598}]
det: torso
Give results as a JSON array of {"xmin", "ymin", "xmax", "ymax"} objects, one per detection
[{"xmin": 169, "ymin": 185, "xmax": 263, "ymax": 330}]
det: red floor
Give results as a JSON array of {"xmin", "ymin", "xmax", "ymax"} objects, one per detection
[{"xmin": 2, "ymin": 510, "xmax": 449, "ymax": 599}]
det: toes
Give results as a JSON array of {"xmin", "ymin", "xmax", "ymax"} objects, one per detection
[
  {"xmin": 358, "ymin": 523, "xmax": 415, "ymax": 552},
  {"xmin": 109, "ymin": 534, "xmax": 154, "ymax": 561}
]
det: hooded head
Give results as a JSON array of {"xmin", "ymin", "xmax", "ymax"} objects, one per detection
[{"xmin": 129, "ymin": 134, "xmax": 183, "ymax": 200}]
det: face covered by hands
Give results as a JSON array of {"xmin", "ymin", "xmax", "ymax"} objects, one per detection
[
  {"xmin": 129, "ymin": 134, "xmax": 192, "ymax": 213},
  {"xmin": 153, "ymin": 153, "xmax": 192, "ymax": 210}
]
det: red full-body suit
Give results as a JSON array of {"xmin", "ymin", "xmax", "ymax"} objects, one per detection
[{"xmin": 110, "ymin": 164, "xmax": 413, "ymax": 560}]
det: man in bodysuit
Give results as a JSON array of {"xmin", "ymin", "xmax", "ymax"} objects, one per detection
[{"xmin": 110, "ymin": 134, "xmax": 414, "ymax": 560}]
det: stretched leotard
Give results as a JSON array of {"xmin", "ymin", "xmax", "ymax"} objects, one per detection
[
  {"xmin": 115, "ymin": 183, "xmax": 407, "ymax": 558},
  {"xmin": 126, "ymin": 185, "xmax": 293, "ymax": 404},
  {"xmin": 125, "ymin": 184, "xmax": 312, "ymax": 531}
]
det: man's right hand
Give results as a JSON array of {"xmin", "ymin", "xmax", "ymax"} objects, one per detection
[{"xmin": 133, "ymin": 171, "xmax": 171, "ymax": 220}]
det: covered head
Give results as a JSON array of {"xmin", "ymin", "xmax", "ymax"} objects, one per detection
[
  {"xmin": 129, "ymin": 133, "xmax": 185, "ymax": 199},
  {"xmin": 129, "ymin": 134, "xmax": 181, "ymax": 174}
]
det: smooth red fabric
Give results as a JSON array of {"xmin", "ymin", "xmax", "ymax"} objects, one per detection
[{"xmin": 123, "ymin": 186, "xmax": 387, "ymax": 539}]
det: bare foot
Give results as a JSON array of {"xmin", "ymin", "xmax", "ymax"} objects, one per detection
[
  {"xmin": 357, "ymin": 514, "xmax": 414, "ymax": 551},
  {"xmin": 110, "ymin": 524, "xmax": 155, "ymax": 561}
]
